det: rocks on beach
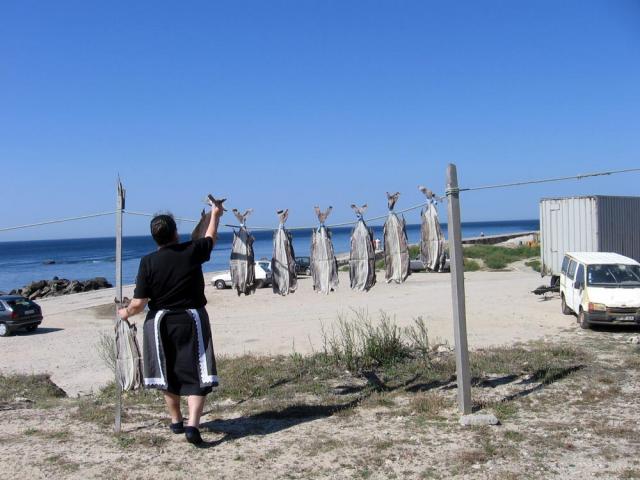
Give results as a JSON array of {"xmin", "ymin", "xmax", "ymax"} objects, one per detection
[{"xmin": 9, "ymin": 277, "xmax": 113, "ymax": 300}]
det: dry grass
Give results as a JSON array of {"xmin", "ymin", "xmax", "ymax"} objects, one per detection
[
  {"xmin": 409, "ymin": 392, "xmax": 451, "ymax": 418},
  {"xmin": 0, "ymin": 373, "xmax": 67, "ymax": 406}
]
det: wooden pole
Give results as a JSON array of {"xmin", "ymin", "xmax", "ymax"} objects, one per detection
[
  {"xmin": 446, "ymin": 164, "xmax": 472, "ymax": 414},
  {"xmin": 114, "ymin": 178, "xmax": 125, "ymax": 433}
]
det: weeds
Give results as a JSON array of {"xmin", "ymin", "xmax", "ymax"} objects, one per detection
[
  {"xmin": 96, "ymin": 331, "xmax": 116, "ymax": 373},
  {"xmin": 322, "ymin": 310, "xmax": 430, "ymax": 370},
  {"xmin": 405, "ymin": 316, "xmax": 430, "ymax": 364},
  {"xmin": 410, "ymin": 392, "xmax": 451, "ymax": 418},
  {"xmin": 491, "ymin": 401, "xmax": 519, "ymax": 421}
]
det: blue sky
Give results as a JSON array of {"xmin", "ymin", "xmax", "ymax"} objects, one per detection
[{"xmin": 1, "ymin": 1, "xmax": 639, "ymax": 240}]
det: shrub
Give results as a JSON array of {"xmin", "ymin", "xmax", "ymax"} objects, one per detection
[
  {"xmin": 321, "ymin": 310, "xmax": 429, "ymax": 370},
  {"xmin": 464, "ymin": 258, "xmax": 481, "ymax": 271}
]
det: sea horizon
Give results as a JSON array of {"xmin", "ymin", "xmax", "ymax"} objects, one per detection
[
  {"xmin": 0, "ymin": 218, "xmax": 538, "ymax": 244},
  {"xmin": 0, "ymin": 218, "xmax": 539, "ymax": 292}
]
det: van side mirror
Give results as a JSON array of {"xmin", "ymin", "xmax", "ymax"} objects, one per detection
[{"xmin": 574, "ymin": 279, "xmax": 583, "ymax": 290}]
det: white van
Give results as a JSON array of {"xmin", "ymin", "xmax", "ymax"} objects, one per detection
[{"xmin": 560, "ymin": 252, "xmax": 640, "ymax": 329}]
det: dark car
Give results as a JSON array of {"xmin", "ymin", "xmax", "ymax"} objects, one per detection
[
  {"xmin": 295, "ymin": 257, "xmax": 311, "ymax": 276},
  {"xmin": 0, "ymin": 295, "xmax": 43, "ymax": 336}
]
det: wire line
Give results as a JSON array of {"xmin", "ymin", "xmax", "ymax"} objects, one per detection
[
  {"xmin": 125, "ymin": 202, "xmax": 432, "ymax": 232},
  {"xmin": 455, "ymin": 167, "xmax": 640, "ymax": 193},
  {"xmin": 0, "ymin": 211, "xmax": 116, "ymax": 233},
  {"xmin": 3, "ymin": 167, "xmax": 637, "ymax": 233}
]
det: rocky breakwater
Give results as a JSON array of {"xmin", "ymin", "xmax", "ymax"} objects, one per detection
[{"xmin": 10, "ymin": 277, "xmax": 113, "ymax": 300}]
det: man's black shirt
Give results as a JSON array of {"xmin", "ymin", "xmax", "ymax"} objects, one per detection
[{"xmin": 133, "ymin": 237, "xmax": 214, "ymax": 311}]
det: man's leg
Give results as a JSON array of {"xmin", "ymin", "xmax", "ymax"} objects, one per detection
[
  {"xmin": 187, "ymin": 395, "xmax": 206, "ymax": 427},
  {"xmin": 163, "ymin": 391, "xmax": 183, "ymax": 423}
]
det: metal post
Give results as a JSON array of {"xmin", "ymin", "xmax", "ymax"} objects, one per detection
[
  {"xmin": 446, "ymin": 164, "xmax": 472, "ymax": 414},
  {"xmin": 114, "ymin": 178, "xmax": 125, "ymax": 433}
]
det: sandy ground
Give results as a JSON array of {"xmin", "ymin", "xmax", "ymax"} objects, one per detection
[
  {"xmin": 2, "ymin": 318, "xmax": 639, "ymax": 479},
  {"xmin": 0, "ymin": 269, "xmax": 563, "ymax": 397}
]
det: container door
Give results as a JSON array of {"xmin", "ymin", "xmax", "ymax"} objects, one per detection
[
  {"xmin": 559, "ymin": 255, "xmax": 570, "ymax": 293},
  {"xmin": 565, "ymin": 259, "xmax": 577, "ymax": 312},
  {"xmin": 572, "ymin": 264, "xmax": 586, "ymax": 313}
]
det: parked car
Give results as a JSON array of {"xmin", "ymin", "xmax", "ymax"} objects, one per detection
[
  {"xmin": 211, "ymin": 260, "xmax": 273, "ymax": 290},
  {"xmin": 0, "ymin": 295, "xmax": 43, "ymax": 336},
  {"xmin": 560, "ymin": 252, "xmax": 640, "ymax": 329},
  {"xmin": 295, "ymin": 257, "xmax": 311, "ymax": 276},
  {"xmin": 409, "ymin": 256, "xmax": 450, "ymax": 272}
]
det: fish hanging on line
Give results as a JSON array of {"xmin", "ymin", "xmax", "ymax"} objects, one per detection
[
  {"xmin": 230, "ymin": 208, "xmax": 256, "ymax": 296},
  {"xmin": 114, "ymin": 297, "xmax": 143, "ymax": 391},
  {"xmin": 349, "ymin": 204, "xmax": 376, "ymax": 291},
  {"xmin": 419, "ymin": 186, "xmax": 447, "ymax": 271},
  {"xmin": 191, "ymin": 194, "xmax": 227, "ymax": 240},
  {"xmin": 383, "ymin": 192, "xmax": 410, "ymax": 283},
  {"xmin": 271, "ymin": 209, "xmax": 297, "ymax": 295},
  {"xmin": 310, "ymin": 206, "xmax": 339, "ymax": 294}
]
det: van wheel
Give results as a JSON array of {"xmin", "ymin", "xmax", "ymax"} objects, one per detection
[
  {"xmin": 214, "ymin": 280, "xmax": 226, "ymax": 290},
  {"xmin": 0, "ymin": 323, "xmax": 10, "ymax": 337},
  {"xmin": 579, "ymin": 309, "xmax": 590, "ymax": 329},
  {"xmin": 254, "ymin": 280, "xmax": 264, "ymax": 289},
  {"xmin": 561, "ymin": 295, "xmax": 572, "ymax": 315}
]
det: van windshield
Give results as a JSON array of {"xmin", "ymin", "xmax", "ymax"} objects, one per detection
[{"xmin": 587, "ymin": 264, "xmax": 640, "ymax": 287}]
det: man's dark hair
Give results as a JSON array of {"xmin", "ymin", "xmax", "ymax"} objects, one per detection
[{"xmin": 150, "ymin": 214, "xmax": 177, "ymax": 246}]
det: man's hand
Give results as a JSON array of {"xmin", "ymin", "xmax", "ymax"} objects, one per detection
[
  {"xmin": 212, "ymin": 203, "xmax": 224, "ymax": 219},
  {"xmin": 117, "ymin": 298, "xmax": 148, "ymax": 320}
]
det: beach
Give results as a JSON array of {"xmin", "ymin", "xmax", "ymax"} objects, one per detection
[{"xmin": 1, "ymin": 267, "xmax": 564, "ymax": 397}]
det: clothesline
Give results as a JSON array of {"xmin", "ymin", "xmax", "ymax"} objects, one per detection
[
  {"xmin": 125, "ymin": 200, "xmax": 435, "ymax": 231},
  {"xmin": 1, "ymin": 166, "xmax": 637, "ymax": 233},
  {"xmin": 0, "ymin": 211, "xmax": 117, "ymax": 233}
]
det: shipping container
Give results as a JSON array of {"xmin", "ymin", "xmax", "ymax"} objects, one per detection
[{"xmin": 539, "ymin": 195, "xmax": 640, "ymax": 278}]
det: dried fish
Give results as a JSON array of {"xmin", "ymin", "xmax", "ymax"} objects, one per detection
[
  {"xmin": 310, "ymin": 206, "xmax": 339, "ymax": 294},
  {"xmin": 349, "ymin": 204, "xmax": 376, "ymax": 291},
  {"xmin": 230, "ymin": 209, "xmax": 256, "ymax": 296},
  {"xmin": 419, "ymin": 186, "xmax": 446, "ymax": 271},
  {"xmin": 191, "ymin": 195, "xmax": 226, "ymax": 240},
  {"xmin": 383, "ymin": 192, "xmax": 410, "ymax": 283},
  {"xmin": 271, "ymin": 209, "xmax": 297, "ymax": 295}
]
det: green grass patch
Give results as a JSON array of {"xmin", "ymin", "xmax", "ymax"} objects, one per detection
[
  {"xmin": 464, "ymin": 245, "xmax": 539, "ymax": 270},
  {"xmin": 525, "ymin": 259, "xmax": 541, "ymax": 272},
  {"xmin": 464, "ymin": 258, "xmax": 481, "ymax": 271}
]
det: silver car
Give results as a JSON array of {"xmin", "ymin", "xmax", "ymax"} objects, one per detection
[{"xmin": 0, "ymin": 295, "xmax": 43, "ymax": 336}]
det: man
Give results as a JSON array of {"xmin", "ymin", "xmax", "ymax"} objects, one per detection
[{"xmin": 118, "ymin": 201, "xmax": 223, "ymax": 445}]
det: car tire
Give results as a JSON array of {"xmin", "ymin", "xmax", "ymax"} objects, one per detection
[
  {"xmin": 0, "ymin": 323, "xmax": 10, "ymax": 337},
  {"xmin": 561, "ymin": 295, "xmax": 572, "ymax": 315},
  {"xmin": 305, "ymin": 268, "xmax": 311, "ymax": 276},
  {"xmin": 579, "ymin": 309, "xmax": 590, "ymax": 329},
  {"xmin": 255, "ymin": 280, "xmax": 264, "ymax": 289},
  {"xmin": 214, "ymin": 280, "xmax": 226, "ymax": 290},
  {"xmin": 26, "ymin": 325, "xmax": 38, "ymax": 332}
]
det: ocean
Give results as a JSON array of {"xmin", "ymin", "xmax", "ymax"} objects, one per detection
[{"xmin": 0, "ymin": 219, "xmax": 538, "ymax": 292}]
